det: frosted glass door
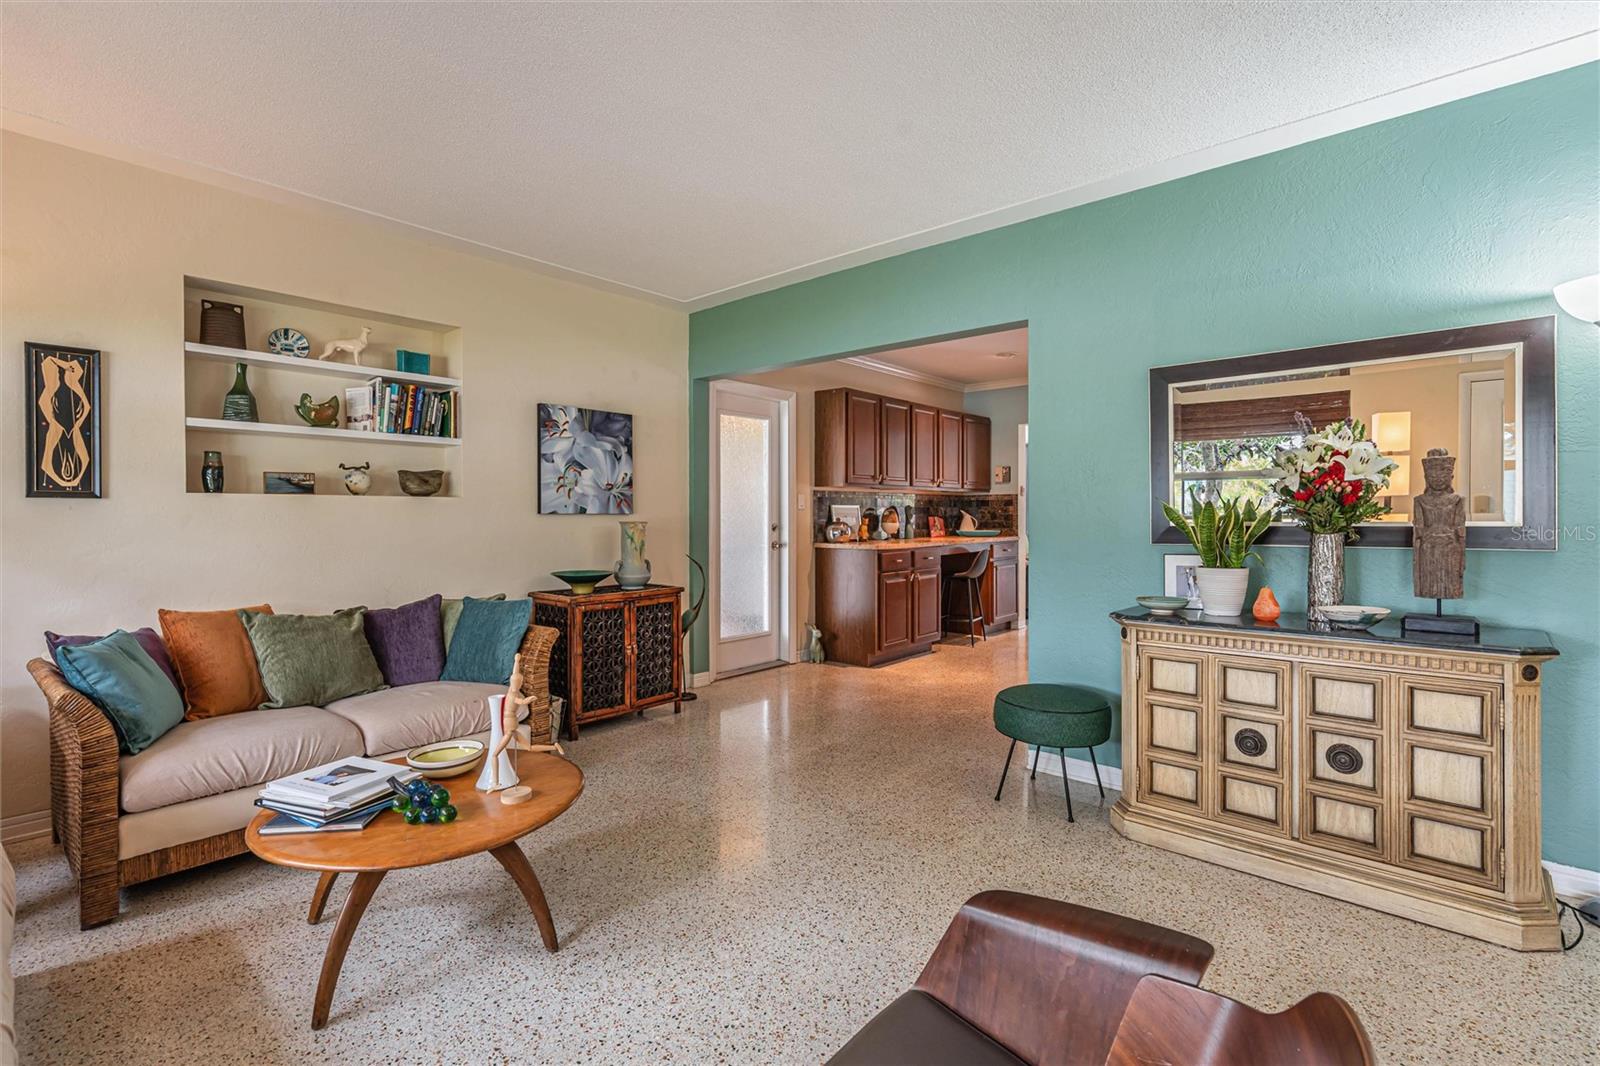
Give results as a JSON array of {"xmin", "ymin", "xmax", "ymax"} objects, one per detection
[{"xmin": 715, "ymin": 389, "xmax": 784, "ymax": 674}]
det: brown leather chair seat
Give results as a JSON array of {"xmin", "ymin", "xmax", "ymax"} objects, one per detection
[{"xmin": 829, "ymin": 990, "xmax": 1025, "ymax": 1066}]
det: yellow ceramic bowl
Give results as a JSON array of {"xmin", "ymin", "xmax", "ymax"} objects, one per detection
[{"xmin": 405, "ymin": 739, "xmax": 486, "ymax": 779}]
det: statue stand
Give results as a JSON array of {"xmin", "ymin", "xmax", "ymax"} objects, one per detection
[{"xmin": 1401, "ymin": 448, "xmax": 1479, "ymax": 638}]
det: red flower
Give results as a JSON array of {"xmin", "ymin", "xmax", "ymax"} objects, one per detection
[
  {"xmin": 1326, "ymin": 460, "xmax": 1346, "ymax": 482},
  {"xmin": 1341, "ymin": 490, "xmax": 1360, "ymax": 506},
  {"xmin": 1294, "ymin": 487, "xmax": 1313, "ymax": 502}
]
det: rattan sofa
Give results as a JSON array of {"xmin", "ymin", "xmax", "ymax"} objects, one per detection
[{"xmin": 28, "ymin": 623, "xmax": 557, "ymax": 929}]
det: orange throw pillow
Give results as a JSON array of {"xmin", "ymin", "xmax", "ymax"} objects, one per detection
[{"xmin": 158, "ymin": 605, "xmax": 274, "ymax": 719}]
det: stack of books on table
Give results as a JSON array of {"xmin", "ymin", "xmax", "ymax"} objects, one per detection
[{"xmin": 256, "ymin": 756, "xmax": 419, "ymax": 836}]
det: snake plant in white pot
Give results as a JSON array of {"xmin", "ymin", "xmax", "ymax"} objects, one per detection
[{"xmin": 1162, "ymin": 493, "xmax": 1274, "ymax": 616}]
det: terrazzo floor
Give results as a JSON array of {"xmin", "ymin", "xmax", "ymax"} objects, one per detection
[{"xmin": 10, "ymin": 630, "xmax": 1598, "ymax": 1064}]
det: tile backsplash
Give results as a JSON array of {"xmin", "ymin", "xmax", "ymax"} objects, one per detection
[{"xmin": 813, "ymin": 490, "xmax": 1017, "ymax": 541}]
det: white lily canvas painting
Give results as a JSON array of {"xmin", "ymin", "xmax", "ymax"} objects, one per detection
[{"xmin": 538, "ymin": 403, "xmax": 634, "ymax": 514}]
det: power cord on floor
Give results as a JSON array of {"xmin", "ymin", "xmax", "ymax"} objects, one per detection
[{"xmin": 1557, "ymin": 899, "xmax": 1588, "ymax": 951}]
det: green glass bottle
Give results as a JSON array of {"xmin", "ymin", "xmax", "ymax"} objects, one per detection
[{"xmin": 221, "ymin": 363, "xmax": 258, "ymax": 422}]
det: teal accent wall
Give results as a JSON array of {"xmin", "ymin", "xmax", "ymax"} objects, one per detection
[{"xmin": 689, "ymin": 66, "xmax": 1600, "ymax": 869}]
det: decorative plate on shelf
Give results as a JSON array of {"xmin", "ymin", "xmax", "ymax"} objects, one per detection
[{"xmin": 267, "ymin": 327, "xmax": 310, "ymax": 358}]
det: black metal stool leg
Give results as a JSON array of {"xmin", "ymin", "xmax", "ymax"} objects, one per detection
[
  {"xmin": 966, "ymin": 580, "xmax": 978, "ymax": 647},
  {"xmin": 1059, "ymin": 748, "xmax": 1074, "ymax": 823},
  {"xmin": 1029, "ymin": 744, "xmax": 1039, "ymax": 779},
  {"xmin": 1087, "ymin": 746, "xmax": 1106, "ymax": 803},
  {"xmin": 994, "ymin": 739, "xmax": 1017, "ymax": 801}
]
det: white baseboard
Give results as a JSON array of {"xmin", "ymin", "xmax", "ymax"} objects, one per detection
[
  {"xmin": 0, "ymin": 810, "xmax": 50, "ymax": 845},
  {"xmin": 687, "ymin": 671, "xmax": 713, "ymax": 689},
  {"xmin": 1022, "ymin": 748, "xmax": 1599, "ymax": 897},
  {"xmin": 1544, "ymin": 860, "xmax": 1600, "ymax": 899},
  {"xmin": 1020, "ymin": 746, "xmax": 1124, "ymax": 792}
]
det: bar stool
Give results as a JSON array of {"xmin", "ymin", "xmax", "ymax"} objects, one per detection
[{"xmin": 945, "ymin": 547, "xmax": 989, "ymax": 646}]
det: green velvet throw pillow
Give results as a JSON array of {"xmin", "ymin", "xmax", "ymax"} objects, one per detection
[
  {"xmin": 441, "ymin": 593, "xmax": 505, "ymax": 652},
  {"xmin": 239, "ymin": 609, "xmax": 386, "ymax": 708},
  {"xmin": 55, "ymin": 630, "xmax": 184, "ymax": 755},
  {"xmin": 440, "ymin": 596, "xmax": 531, "ymax": 684}
]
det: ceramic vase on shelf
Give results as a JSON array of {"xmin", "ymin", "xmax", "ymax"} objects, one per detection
[
  {"xmin": 1195, "ymin": 567, "xmax": 1249, "ymax": 617},
  {"xmin": 200, "ymin": 451, "xmax": 224, "ymax": 494},
  {"xmin": 1307, "ymin": 532, "xmax": 1346, "ymax": 618},
  {"xmin": 615, "ymin": 520, "xmax": 651, "ymax": 589},
  {"xmin": 221, "ymin": 363, "xmax": 258, "ymax": 422}
]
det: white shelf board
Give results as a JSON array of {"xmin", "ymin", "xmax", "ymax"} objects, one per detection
[
  {"xmin": 185, "ymin": 417, "xmax": 461, "ymax": 446},
  {"xmin": 184, "ymin": 342, "xmax": 461, "ymax": 388}
]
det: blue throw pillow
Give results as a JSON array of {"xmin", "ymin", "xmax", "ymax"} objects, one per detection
[
  {"xmin": 440, "ymin": 597, "xmax": 532, "ymax": 684},
  {"xmin": 55, "ymin": 630, "xmax": 185, "ymax": 755}
]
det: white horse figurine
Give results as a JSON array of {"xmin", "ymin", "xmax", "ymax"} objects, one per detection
[{"xmin": 316, "ymin": 326, "xmax": 372, "ymax": 366}]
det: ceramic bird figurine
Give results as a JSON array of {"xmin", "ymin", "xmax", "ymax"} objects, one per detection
[
  {"xmin": 295, "ymin": 393, "xmax": 341, "ymax": 427},
  {"xmin": 315, "ymin": 326, "xmax": 372, "ymax": 365}
]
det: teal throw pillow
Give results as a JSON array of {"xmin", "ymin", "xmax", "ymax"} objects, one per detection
[
  {"xmin": 56, "ymin": 630, "xmax": 185, "ymax": 755},
  {"xmin": 441, "ymin": 596, "xmax": 532, "ymax": 684},
  {"xmin": 239, "ymin": 609, "xmax": 386, "ymax": 708},
  {"xmin": 441, "ymin": 593, "xmax": 506, "ymax": 652}
]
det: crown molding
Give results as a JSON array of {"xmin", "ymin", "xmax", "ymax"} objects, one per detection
[
  {"xmin": 963, "ymin": 377, "xmax": 1029, "ymax": 394},
  {"xmin": 839, "ymin": 356, "xmax": 969, "ymax": 393},
  {"xmin": 682, "ymin": 32, "xmax": 1599, "ymax": 311}
]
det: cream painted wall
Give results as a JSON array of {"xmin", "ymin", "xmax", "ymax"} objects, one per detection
[
  {"xmin": 727, "ymin": 362, "xmax": 964, "ymax": 641},
  {"xmin": 1, "ymin": 132, "xmax": 689, "ymax": 823}
]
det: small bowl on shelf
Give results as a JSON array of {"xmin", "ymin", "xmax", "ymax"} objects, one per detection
[
  {"xmin": 551, "ymin": 569, "xmax": 614, "ymax": 595},
  {"xmin": 955, "ymin": 529, "xmax": 1002, "ymax": 537},
  {"xmin": 1136, "ymin": 595, "xmax": 1191, "ymax": 616},
  {"xmin": 405, "ymin": 739, "xmax": 485, "ymax": 779},
  {"xmin": 1317, "ymin": 605, "xmax": 1391, "ymax": 630}
]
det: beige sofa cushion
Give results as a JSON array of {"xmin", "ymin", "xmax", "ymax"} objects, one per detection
[
  {"xmin": 323, "ymin": 681, "xmax": 501, "ymax": 755},
  {"xmin": 119, "ymin": 705, "xmax": 364, "ymax": 813}
]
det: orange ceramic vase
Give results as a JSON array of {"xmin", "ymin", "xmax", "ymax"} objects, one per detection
[{"xmin": 1252, "ymin": 587, "xmax": 1281, "ymax": 622}]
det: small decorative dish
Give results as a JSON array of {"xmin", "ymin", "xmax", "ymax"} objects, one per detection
[
  {"xmin": 1137, "ymin": 595, "xmax": 1191, "ymax": 616},
  {"xmin": 1317, "ymin": 605, "xmax": 1391, "ymax": 630},
  {"xmin": 267, "ymin": 327, "xmax": 311, "ymax": 358},
  {"xmin": 405, "ymin": 739, "xmax": 485, "ymax": 779},
  {"xmin": 955, "ymin": 529, "xmax": 1002, "ymax": 537},
  {"xmin": 551, "ymin": 569, "xmax": 614, "ymax": 595}
]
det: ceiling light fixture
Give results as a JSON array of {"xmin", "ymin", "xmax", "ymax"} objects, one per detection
[{"xmin": 1553, "ymin": 274, "xmax": 1599, "ymax": 325}]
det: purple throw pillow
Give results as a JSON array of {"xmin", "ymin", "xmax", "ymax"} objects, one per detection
[
  {"xmin": 47, "ymin": 627, "xmax": 182, "ymax": 692},
  {"xmin": 362, "ymin": 594, "xmax": 445, "ymax": 687}
]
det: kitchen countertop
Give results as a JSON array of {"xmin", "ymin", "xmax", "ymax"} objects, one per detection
[{"xmin": 814, "ymin": 534, "xmax": 1017, "ymax": 551}]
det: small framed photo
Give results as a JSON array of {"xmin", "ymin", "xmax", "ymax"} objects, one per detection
[
  {"xmin": 829, "ymin": 504, "xmax": 861, "ymax": 527},
  {"xmin": 264, "ymin": 471, "xmax": 316, "ymax": 495},
  {"xmin": 1164, "ymin": 554, "xmax": 1203, "ymax": 608}
]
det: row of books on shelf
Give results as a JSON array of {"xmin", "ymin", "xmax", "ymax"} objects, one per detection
[
  {"xmin": 256, "ymin": 756, "xmax": 418, "ymax": 836},
  {"xmin": 344, "ymin": 378, "xmax": 458, "ymax": 438}
]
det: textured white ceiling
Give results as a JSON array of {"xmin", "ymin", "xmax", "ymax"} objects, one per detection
[{"xmin": 3, "ymin": 3, "xmax": 1595, "ymax": 307}]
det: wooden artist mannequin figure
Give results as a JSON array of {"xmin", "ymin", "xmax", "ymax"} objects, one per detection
[
  {"xmin": 478, "ymin": 653, "xmax": 566, "ymax": 802},
  {"xmin": 1405, "ymin": 448, "xmax": 1477, "ymax": 635}
]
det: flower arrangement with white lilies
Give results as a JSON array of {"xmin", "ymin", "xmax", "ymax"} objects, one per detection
[{"xmin": 1269, "ymin": 417, "xmax": 1398, "ymax": 536}]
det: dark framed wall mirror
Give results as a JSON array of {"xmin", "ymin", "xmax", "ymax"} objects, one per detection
[{"xmin": 1149, "ymin": 317, "xmax": 1556, "ymax": 549}]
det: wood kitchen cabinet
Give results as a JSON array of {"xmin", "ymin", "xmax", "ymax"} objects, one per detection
[
  {"xmin": 962, "ymin": 413, "xmax": 991, "ymax": 490},
  {"xmin": 910, "ymin": 404, "xmax": 939, "ymax": 488},
  {"xmin": 816, "ymin": 538, "xmax": 1018, "ymax": 666},
  {"xmin": 936, "ymin": 409, "xmax": 964, "ymax": 489},
  {"xmin": 880, "ymin": 396, "xmax": 911, "ymax": 488},
  {"xmin": 816, "ymin": 388, "xmax": 990, "ymax": 493}
]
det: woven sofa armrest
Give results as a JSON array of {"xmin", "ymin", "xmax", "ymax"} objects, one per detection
[
  {"xmin": 512, "ymin": 624, "xmax": 559, "ymax": 743},
  {"xmin": 27, "ymin": 658, "xmax": 122, "ymax": 927}
]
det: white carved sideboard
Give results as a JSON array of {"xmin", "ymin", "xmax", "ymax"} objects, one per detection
[{"xmin": 1110, "ymin": 608, "xmax": 1561, "ymax": 951}]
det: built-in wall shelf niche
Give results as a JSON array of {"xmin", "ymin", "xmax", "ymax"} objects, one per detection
[{"xmin": 182, "ymin": 278, "xmax": 463, "ymax": 497}]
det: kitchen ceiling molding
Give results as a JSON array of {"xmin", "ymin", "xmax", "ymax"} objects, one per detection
[
  {"xmin": 840, "ymin": 356, "xmax": 1027, "ymax": 395},
  {"xmin": 3, "ymin": 29, "xmax": 1592, "ymax": 313}
]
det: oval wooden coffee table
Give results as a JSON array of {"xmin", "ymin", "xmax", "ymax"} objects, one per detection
[{"xmin": 246, "ymin": 750, "xmax": 583, "ymax": 1029}]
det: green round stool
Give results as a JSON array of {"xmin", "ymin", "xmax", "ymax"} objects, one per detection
[{"xmin": 992, "ymin": 683, "xmax": 1114, "ymax": 822}]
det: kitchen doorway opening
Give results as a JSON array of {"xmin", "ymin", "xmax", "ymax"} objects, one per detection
[{"xmin": 708, "ymin": 379, "xmax": 796, "ymax": 680}]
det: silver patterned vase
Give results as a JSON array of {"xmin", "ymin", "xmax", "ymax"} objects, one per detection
[{"xmin": 1307, "ymin": 532, "xmax": 1346, "ymax": 618}]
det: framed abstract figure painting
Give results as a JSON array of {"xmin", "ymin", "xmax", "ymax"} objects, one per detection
[
  {"xmin": 25, "ymin": 342, "xmax": 102, "ymax": 499},
  {"xmin": 538, "ymin": 403, "xmax": 634, "ymax": 514}
]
